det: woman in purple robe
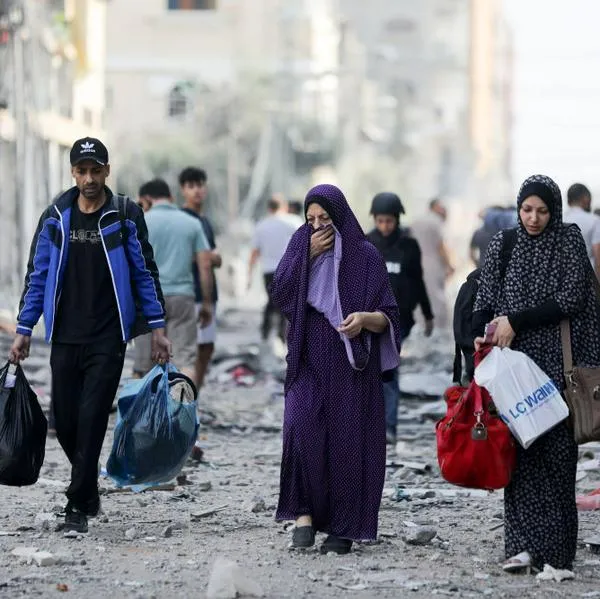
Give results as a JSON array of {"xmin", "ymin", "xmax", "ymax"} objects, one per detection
[{"xmin": 270, "ymin": 184, "xmax": 401, "ymax": 555}]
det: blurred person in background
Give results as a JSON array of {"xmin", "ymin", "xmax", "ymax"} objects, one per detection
[
  {"xmin": 366, "ymin": 192, "xmax": 434, "ymax": 444},
  {"xmin": 564, "ymin": 183, "xmax": 600, "ymax": 279},
  {"xmin": 271, "ymin": 184, "xmax": 401, "ymax": 554},
  {"xmin": 470, "ymin": 206, "xmax": 505, "ymax": 268},
  {"xmin": 470, "ymin": 206, "xmax": 518, "ymax": 267},
  {"xmin": 411, "ymin": 198, "xmax": 454, "ymax": 329},
  {"xmin": 135, "ymin": 179, "xmax": 213, "ymax": 387},
  {"xmin": 137, "ymin": 191, "xmax": 154, "ymax": 213},
  {"xmin": 9, "ymin": 138, "xmax": 170, "ymax": 534},
  {"xmin": 285, "ymin": 200, "xmax": 305, "ymax": 228},
  {"xmin": 179, "ymin": 167, "xmax": 221, "ymax": 389},
  {"xmin": 248, "ymin": 194, "xmax": 297, "ymax": 345}
]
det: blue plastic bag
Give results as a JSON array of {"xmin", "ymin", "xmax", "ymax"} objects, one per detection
[{"xmin": 106, "ymin": 364, "xmax": 198, "ymax": 489}]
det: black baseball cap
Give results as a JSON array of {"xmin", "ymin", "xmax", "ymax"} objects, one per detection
[{"xmin": 70, "ymin": 137, "xmax": 109, "ymax": 166}]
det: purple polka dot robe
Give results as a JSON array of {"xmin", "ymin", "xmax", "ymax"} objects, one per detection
[{"xmin": 270, "ymin": 184, "xmax": 402, "ymax": 541}]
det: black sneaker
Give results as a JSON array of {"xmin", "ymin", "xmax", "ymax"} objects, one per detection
[
  {"xmin": 64, "ymin": 507, "xmax": 88, "ymax": 535},
  {"xmin": 320, "ymin": 535, "xmax": 352, "ymax": 555},
  {"xmin": 86, "ymin": 496, "xmax": 101, "ymax": 518},
  {"xmin": 292, "ymin": 526, "xmax": 315, "ymax": 548}
]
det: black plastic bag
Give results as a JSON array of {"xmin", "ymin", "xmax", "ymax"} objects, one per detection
[{"xmin": 0, "ymin": 362, "xmax": 47, "ymax": 486}]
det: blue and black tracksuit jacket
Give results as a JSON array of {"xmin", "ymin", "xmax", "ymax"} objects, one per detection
[{"xmin": 16, "ymin": 186, "xmax": 166, "ymax": 342}]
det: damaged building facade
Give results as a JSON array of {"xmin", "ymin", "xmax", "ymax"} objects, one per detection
[{"xmin": 0, "ymin": 0, "xmax": 107, "ymax": 315}]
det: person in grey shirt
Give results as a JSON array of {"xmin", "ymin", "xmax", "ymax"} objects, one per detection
[{"xmin": 564, "ymin": 183, "xmax": 600, "ymax": 279}]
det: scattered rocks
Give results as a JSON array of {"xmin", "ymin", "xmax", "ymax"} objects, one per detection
[
  {"xmin": 402, "ymin": 527, "xmax": 438, "ymax": 546},
  {"xmin": 125, "ymin": 527, "xmax": 138, "ymax": 540},
  {"xmin": 206, "ymin": 557, "xmax": 264, "ymax": 599},
  {"xmin": 11, "ymin": 546, "xmax": 58, "ymax": 567},
  {"xmin": 246, "ymin": 496, "xmax": 267, "ymax": 513},
  {"xmin": 34, "ymin": 512, "xmax": 55, "ymax": 531}
]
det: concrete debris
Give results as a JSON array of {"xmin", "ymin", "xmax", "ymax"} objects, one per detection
[
  {"xmin": 536, "ymin": 564, "xmax": 575, "ymax": 582},
  {"xmin": 206, "ymin": 557, "xmax": 265, "ymax": 599},
  {"xmin": 3, "ymin": 311, "xmax": 600, "ymax": 597},
  {"xmin": 11, "ymin": 546, "xmax": 57, "ymax": 566},
  {"xmin": 34, "ymin": 513, "xmax": 56, "ymax": 531},
  {"xmin": 32, "ymin": 551, "xmax": 57, "ymax": 567},
  {"xmin": 403, "ymin": 527, "xmax": 438, "ymax": 546},
  {"xmin": 190, "ymin": 505, "xmax": 229, "ymax": 521},
  {"xmin": 245, "ymin": 496, "xmax": 267, "ymax": 513}
]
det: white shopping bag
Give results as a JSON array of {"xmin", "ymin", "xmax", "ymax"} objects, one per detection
[{"xmin": 474, "ymin": 347, "xmax": 569, "ymax": 449}]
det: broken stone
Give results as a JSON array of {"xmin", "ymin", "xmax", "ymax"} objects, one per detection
[
  {"xmin": 402, "ymin": 527, "xmax": 437, "ymax": 546},
  {"xmin": 206, "ymin": 557, "xmax": 264, "ymax": 599},
  {"xmin": 163, "ymin": 525, "xmax": 174, "ymax": 538},
  {"xmin": 33, "ymin": 551, "xmax": 57, "ymax": 567},
  {"xmin": 34, "ymin": 513, "xmax": 55, "ymax": 531},
  {"xmin": 125, "ymin": 527, "xmax": 138, "ymax": 540},
  {"xmin": 246, "ymin": 496, "xmax": 267, "ymax": 513},
  {"xmin": 197, "ymin": 481, "xmax": 213, "ymax": 492},
  {"xmin": 11, "ymin": 546, "xmax": 39, "ymax": 561},
  {"xmin": 11, "ymin": 547, "xmax": 57, "ymax": 566}
]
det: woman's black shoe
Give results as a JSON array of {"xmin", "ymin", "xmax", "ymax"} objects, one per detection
[
  {"xmin": 292, "ymin": 525, "xmax": 315, "ymax": 548},
  {"xmin": 320, "ymin": 535, "xmax": 353, "ymax": 555}
]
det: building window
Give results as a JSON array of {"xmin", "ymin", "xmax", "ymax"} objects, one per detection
[
  {"xmin": 168, "ymin": 0, "xmax": 217, "ymax": 9},
  {"xmin": 168, "ymin": 85, "xmax": 190, "ymax": 118}
]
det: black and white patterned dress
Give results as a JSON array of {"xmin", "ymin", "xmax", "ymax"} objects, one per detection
[{"xmin": 474, "ymin": 174, "xmax": 600, "ymax": 570}]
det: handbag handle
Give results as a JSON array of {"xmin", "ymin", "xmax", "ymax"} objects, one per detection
[{"xmin": 560, "ymin": 269, "xmax": 600, "ymax": 374}]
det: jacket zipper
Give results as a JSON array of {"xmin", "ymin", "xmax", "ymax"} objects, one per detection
[
  {"xmin": 98, "ymin": 210, "xmax": 126, "ymax": 341},
  {"xmin": 49, "ymin": 205, "xmax": 65, "ymax": 341}
]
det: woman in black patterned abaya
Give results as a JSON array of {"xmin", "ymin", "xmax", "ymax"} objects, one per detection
[{"xmin": 473, "ymin": 174, "xmax": 600, "ymax": 572}]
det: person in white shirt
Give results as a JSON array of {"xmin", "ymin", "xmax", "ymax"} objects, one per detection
[
  {"xmin": 248, "ymin": 194, "xmax": 298, "ymax": 342},
  {"xmin": 564, "ymin": 183, "xmax": 600, "ymax": 279}
]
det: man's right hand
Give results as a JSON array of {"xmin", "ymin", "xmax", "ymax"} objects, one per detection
[
  {"xmin": 310, "ymin": 227, "xmax": 334, "ymax": 259},
  {"xmin": 9, "ymin": 334, "xmax": 31, "ymax": 364}
]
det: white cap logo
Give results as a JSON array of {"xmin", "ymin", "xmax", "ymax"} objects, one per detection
[{"xmin": 81, "ymin": 142, "xmax": 95, "ymax": 153}]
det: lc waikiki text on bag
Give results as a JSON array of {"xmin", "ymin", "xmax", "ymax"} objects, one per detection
[
  {"xmin": 436, "ymin": 349, "xmax": 516, "ymax": 491},
  {"xmin": 0, "ymin": 362, "xmax": 47, "ymax": 486},
  {"xmin": 106, "ymin": 364, "xmax": 198, "ymax": 489},
  {"xmin": 474, "ymin": 347, "xmax": 569, "ymax": 449}
]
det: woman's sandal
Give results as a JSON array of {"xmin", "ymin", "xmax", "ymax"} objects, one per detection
[
  {"xmin": 292, "ymin": 525, "xmax": 315, "ymax": 548},
  {"xmin": 502, "ymin": 551, "xmax": 538, "ymax": 574},
  {"xmin": 320, "ymin": 535, "xmax": 353, "ymax": 555}
]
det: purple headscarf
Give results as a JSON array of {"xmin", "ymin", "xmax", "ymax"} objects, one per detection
[{"xmin": 270, "ymin": 184, "xmax": 402, "ymax": 392}]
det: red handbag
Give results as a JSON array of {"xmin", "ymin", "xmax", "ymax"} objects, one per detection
[{"xmin": 436, "ymin": 350, "xmax": 516, "ymax": 491}]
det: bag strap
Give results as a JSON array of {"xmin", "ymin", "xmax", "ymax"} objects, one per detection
[
  {"xmin": 117, "ymin": 194, "xmax": 130, "ymax": 238},
  {"xmin": 559, "ymin": 224, "xmax": 600, "ymax": 374},
  {"xmin": 453, "ymin": 343, "xmax": 462, "ymax": 384}
]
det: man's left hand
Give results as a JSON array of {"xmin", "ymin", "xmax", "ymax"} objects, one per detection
[
  {"xmin": 198, "ymin": 304, "xmax": 213, "ymax": 328},
  {"xmin": 151, "ymin": 328, "xmax": 171, "ymax": 365}
]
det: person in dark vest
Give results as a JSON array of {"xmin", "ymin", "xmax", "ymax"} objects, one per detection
[{"xmin": 366, "ymin": 192, "xmax": 434, "ymax": 444}]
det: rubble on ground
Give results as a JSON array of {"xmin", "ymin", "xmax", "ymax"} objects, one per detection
[{"xmin": 1, "ymin": 308, "xmax": 600, "ymax": 597}]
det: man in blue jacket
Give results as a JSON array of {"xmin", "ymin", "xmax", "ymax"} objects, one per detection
[{"xmin": 9, "ymin": 137, "xmax": 171, "ymax": 535}]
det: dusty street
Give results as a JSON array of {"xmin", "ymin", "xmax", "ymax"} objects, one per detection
[{"xmin": 1, "ymin": 308, "xmax": 600, "ymax": 598}]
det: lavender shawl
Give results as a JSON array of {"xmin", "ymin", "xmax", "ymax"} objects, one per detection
[{"xmin": 270, "ymin": 184, "xmax": 402, "ymax": 392}]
